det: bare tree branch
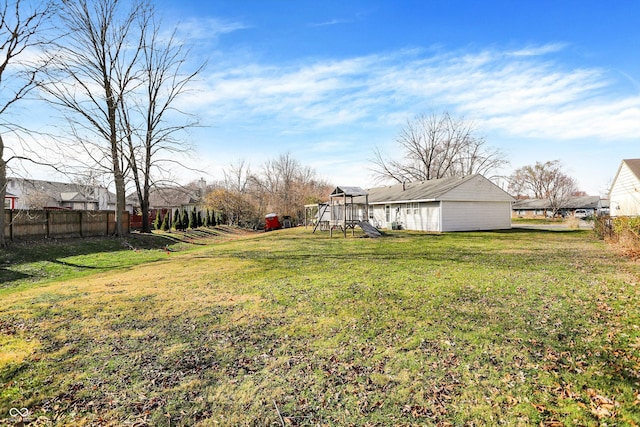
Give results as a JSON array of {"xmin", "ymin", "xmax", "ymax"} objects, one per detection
[
  {"xmin": 508, "ymin": 160, "xmax": 578, "ymax": 217},
  {"xmin": 371, "ymin": 111, "xmax": 509, "ymax": 185},
  {"xmin": 0, "ymin": 0, "xmax": 57, "ymax": 246},
  {"xmin": 39, "ymin": 0, "xmax": 146, "ymax": 236}
]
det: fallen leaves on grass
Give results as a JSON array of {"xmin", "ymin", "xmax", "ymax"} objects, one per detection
[{"xmin": 587, "ymin": 388, "xmax": 619, "ymax": 419}]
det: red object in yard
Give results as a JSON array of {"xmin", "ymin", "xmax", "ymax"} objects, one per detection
[{"xmin": 265, "ymin": 213, "xmax": 281, "ymax": 231}]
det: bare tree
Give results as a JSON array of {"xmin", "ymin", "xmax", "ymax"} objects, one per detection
[
  {"xmin": 371, "ymin": 111, "xmax": 508, "ymax": 184},
  {"xmin": 201, "ymin": 160, "xmax": 261, "ymax": 227},
  {"xmin": 508, "ymin": 160, "xmax": 578, "ymax": 217},
  {"xmin": 122, "ymin": 10, "xmax": 202, "ymax": 233},
  {"xmin": 39, "ymin": 0, "xmax": 145, "ymax": 236},
  {"xmin": 0, "ymin": 0, "xmax": 56, "ymax": 246},
  {"xmin": 260, "ymin": 153, "xmax": 300, "ymax": 216},
  {"xmin": 205, "ymin": 155, "xmax": 331, "ymax": 227},
  {"xmin": 250, "ymin": 153, "xmax": 332, "ymax": 222},
  {"xmin": 223, "ymin": 159, "xmax": 252, "ymax": 193}
]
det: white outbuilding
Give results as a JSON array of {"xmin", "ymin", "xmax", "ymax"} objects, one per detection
[{"xmin": 364, "ymin": 174, "xmax": 514, "ymax": 232}]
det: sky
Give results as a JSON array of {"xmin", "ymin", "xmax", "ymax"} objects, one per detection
[{"xmin": 15, "ymin": 0, "xmax": 640, "ymax": 196}]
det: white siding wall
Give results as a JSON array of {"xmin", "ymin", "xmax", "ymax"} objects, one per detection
[
  {"xmin": 371, "ymin": 201, "xmax": 511, "ymax": 232},
  {"xmin": 371, "ymin": 205, "xmax": 387, "ymax": 228},
  {"xmin": 441, "ymin": 201, "xmax": 512, "ymax": 231},
  {"xmin": 610, "ymin": 163, "xmax": 640, "ymax": 216},
  {"xmin": 370, "ymin": 202, "xmax": 442, "ymax": 231},
  {"xmin": 401, "ymin": 202, "xmax": 441, "ymax": 231}
]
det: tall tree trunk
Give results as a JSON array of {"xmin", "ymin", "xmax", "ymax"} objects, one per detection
[
  {"xmin": 0, "ymin": 135, "xmax": 7, "ymax": 247},
  {"xmin": 108, "ymin": 85, "xmax": 126, "ymax": 236},
  {"xmin": 114, "ymin": 168, "xmax": 126, "ymax": 236}
]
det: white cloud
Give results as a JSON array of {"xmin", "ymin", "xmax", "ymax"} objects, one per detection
[
  {"xmin": 308, "ymin": 18, "xmax": 353, "ymax": 27},
  {"xmin": 174, "ymin": 18, "xmax": 249, "ymax": 43},
  {"xmin": 508, "ymin": 43, "xmax": 568, "ymax": 57},
  {"xmin": 187, "ymin": 43, "xmax": 640, "ymax": 143}
]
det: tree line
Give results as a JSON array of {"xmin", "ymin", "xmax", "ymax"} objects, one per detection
[
  {"xmin": 204, "ymin": 154, "xmax": 332, "ymax": 228},
  {"xmin": 150, "ymin": 153, "xmax": 332, "ymax": 230}
]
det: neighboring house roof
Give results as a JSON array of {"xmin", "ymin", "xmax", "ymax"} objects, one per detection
[
  {"xmin": 146, "ymin": 186, "xmax": 201, "ymax": 208},
  {"xmin": 362, "ymin": 175, "xmax": 513, "ymax": 204},
  {"xmin": 620, "ymin": 159, "xmax": 640, "ymax": 180},
  {"xmin": 9, "ymin": 178, "xmax": 101, "ymax": 204},
  {"xmin": 6, "ymin": 177, "xmax": 130, "ymax": 211},
  {"xmin": 512, "ymin": 196, "xmax": 603, "ymax": 210},
  {"xmin": 60, "ymin": 191, "xmax": 94, "ymax": 203}
]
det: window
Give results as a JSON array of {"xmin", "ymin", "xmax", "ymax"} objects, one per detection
[
  {"xmin": 405, "ymin": 203, "xmax": 411, "ymax": 214},
  {"xmin": 412, "ymin": 202, "xmax": 419, "ymax": 214}
]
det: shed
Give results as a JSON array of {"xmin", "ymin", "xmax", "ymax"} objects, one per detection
[
  {"xmin": 610, "ymin": 159, "xmax": 640, "ymax": 217},
  {"xmin": 362, "ymin": 175, "xmax": 514, "ymax": 232}
]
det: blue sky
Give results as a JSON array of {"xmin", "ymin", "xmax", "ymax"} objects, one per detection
[{"xmin": 23, "ymin": 1, "xmax": 640, "ymax": 195}]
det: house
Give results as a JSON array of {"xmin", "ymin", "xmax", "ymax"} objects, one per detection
[
  {"xmin": 146, "ymin": 185, "xmax": 203, "ymax": 212},
  {"xmin": 361, "ymin": 174, "xmax": 514, "ymax": 232},
  {"xmin": 5, "ymin": 178, "xmax": 109, "ymax": 210},
  {"xmin": 610, "ymin": 159, "xmax": 640, "ymax": 217},
  {"xmin": 512, "ymin": 196, "xmax": 608, "ymax": 218},
  {"xmin": 4, "ymin": 177, "xmax": 134, "ymax": 212}
]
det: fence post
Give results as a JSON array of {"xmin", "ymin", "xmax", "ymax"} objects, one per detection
[
  {"xmin": 79, "ymin": 211, "xmax": 83, "ymax": 238},
  {"xmin": 45, "ymin": 210, "xmax": 50, "ymax": 239}
]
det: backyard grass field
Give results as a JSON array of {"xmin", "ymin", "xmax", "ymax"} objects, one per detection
[{"xmin": 1, "ymin": 227, "xmax": 639, "ymax": 426}]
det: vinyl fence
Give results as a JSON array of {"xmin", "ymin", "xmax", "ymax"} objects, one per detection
[{"xmin": 3, "ymin": 209, "xmax": 130, "ymax": 241}]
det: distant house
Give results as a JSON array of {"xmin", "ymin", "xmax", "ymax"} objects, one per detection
[
  {"xmin": 364, "ymin": 175, "xmax": 514, "ymax": 232},
  {"xmin": 512, "ymin": 196, "xmax": 608, "ymax": 218},
  {"xmin": 610, "ymin": 159, "xmax": 640, "ymax": 217},
  {"xmin": 134, "ymin": 180, "xmax": 207, "ymax": 214},
  {"xmin": 5, "ymin": 178, "xmax": 110, "ymax": 210},
  {"xmin": 146, "ymin": 185, "xmax": 203, "ymax": 212}
]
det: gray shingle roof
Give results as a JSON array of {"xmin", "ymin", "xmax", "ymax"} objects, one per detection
[
  {"xmin": 11, "ymin": 178, "xmax": 99, "ymax": 203},
  {"xmin": 623, "ymin": 159, "xmax": 640, "ymax": 180},
  {"xmin": 513, "ymin": 196, "xmax": 602, "ymax": 210},
  {"xmin": 147, "ymin": 186, "xmax": 200, "ymax": 208},
  {"xmin": 364, "ymin": 175, "xmax": 478, "ymax": 204},
  {"xmin": 330, "ymin": 186, "xmax": 368, "ymax": 197}
]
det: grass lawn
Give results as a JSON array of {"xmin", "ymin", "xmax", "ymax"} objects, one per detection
[{"xmin": 1, "ymin": 227, "xmax": 639, "ymax": 426}]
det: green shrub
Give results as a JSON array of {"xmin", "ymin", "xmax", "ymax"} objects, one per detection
[
  {"xmin": 153, "ymin": 212, "xmax": 161, "ymax": 230},
  {"xmin": 593, "ymin": 216, "xmax": 612, "ymax": 240},
  {"xmin": 172, "ymin": 209, "xmax": 181, "ymax": 230}
]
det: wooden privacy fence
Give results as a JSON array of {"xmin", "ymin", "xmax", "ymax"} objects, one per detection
[{"xmin": 3, "ymin": 210, "xmax": 130, "ymax": 241}]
